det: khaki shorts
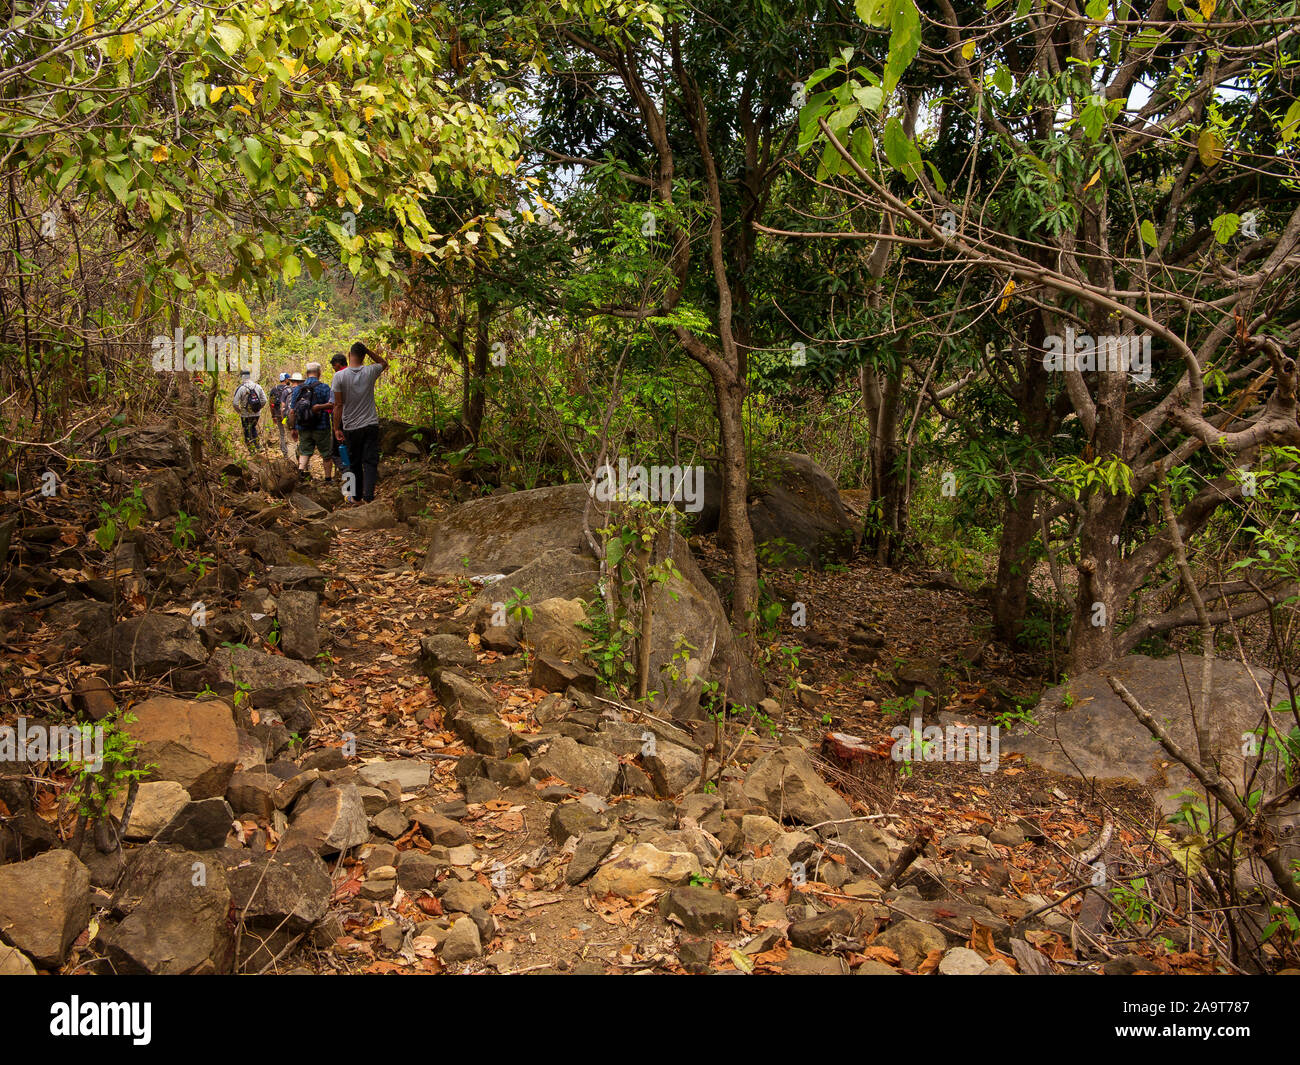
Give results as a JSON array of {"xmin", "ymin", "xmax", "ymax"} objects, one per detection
[{"xmin": 297, "ymin": 425, "xmax": 332, "ymax": 457}]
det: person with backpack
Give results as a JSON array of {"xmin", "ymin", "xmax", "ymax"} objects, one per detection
[
  {"xmin": 331, "ymin": 340, "xmax": 388, "ymax": 503},
  {"xmin": 232, "ymin": 371, "xmax": 268, "ymax": 451},
  {"xmin": 269, "ymin": 372, "xmax": 294, "ymax": 457},
  {"xmin": 288, "ymin": 363, "xmax": 337, "ymax": 483}
]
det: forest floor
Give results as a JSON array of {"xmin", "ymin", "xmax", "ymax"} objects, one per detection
[{"xmin": 0, "ymin": 433, "xmax": 1265, "ymax": 975}]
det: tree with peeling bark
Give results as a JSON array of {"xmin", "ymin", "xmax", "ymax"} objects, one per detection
[{"xmin": 787, "ymin": 0, "xmax": 1300, "ymax": 669}]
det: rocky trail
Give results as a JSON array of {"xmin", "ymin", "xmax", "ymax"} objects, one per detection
[{"xmin": 0, "ymin": 425, "xmax": 1288, "ymax": 976}]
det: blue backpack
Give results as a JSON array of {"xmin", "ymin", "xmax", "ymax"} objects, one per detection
[{"xmin": 293, "ymin": 380, "xmax": 330, "ymax": 430}]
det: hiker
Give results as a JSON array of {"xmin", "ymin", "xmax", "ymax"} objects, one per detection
[
  {"xmin": 269, "ymin": 372, "xmax": 294, "ymax": 457},
  {"xmin": 288, "ymin": 363, "xmax": 336, "ymax": 483},
  {"xmin": 331, "ymin": 340, "xmax": 388, "ymax": 503},
  {"xmin": 328, "ymin": 353, "xmax": 351, "ymax": 484},
  {"xmin": 232, "ymin": 370, "xmax": 267, "ymax": 451}
]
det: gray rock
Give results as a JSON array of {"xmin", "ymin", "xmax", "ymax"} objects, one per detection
[
  {"xmin": 277, "ymin": 589, "xmax": 320, "ymax": 661},
  {"xmin": 397, "ymin": 851, "xmax": 446, "ymax": 892},
  {"xmin": 103, "ymin": 845, "xmax": 232, "ymax": 974},
  {"xmin": 876, "ymin": 919, "xmax": 947, "ymax": 970},
  {"xmin": 155, "ymin": 798, "xmax": 234, "ymax": 849},
  {"xmin": 464, "ymin": 778, "xmax": 498, "ymax": 804},
  {"xmin": 551, "ymin": 803, "xmax": 607, "ymax": 845},
  {"xmin": 264, "ymin": 564, "xmax": 327, "ymax": 591},
  {"xmin": 434, "ymin": 670, "xmax": 497, "ymax": 715},
  {"xmin": 282, "ymin": 782, "xmax": 369, "ymax": 855},
  {"xmin": 408, "ymin": 808, "xmax": 471, "ymax": 846},
  {"xmin": 522, "ymin": 598, "xmax": 588, "ymax": 658},
  {"xmin": 742, "ymin": 747, "xmax": 851, "ymax": 824},
  {"xmin": 357, "ymin": 759, "xmax": 431, "ymax": 792},
  {"xmin": 422, "ymin": 485, "xmax": 594, "ymax": 575},
  {"xmin": 81, "ymin": 613, "xmax": 207, "ymax": 678},
  {"xmin": 486, "ymin": 754, "xmax": 531, "ymax": 787},
  {"xmin": 530, "ymin": 654, "xmax": 599, "ymax": 695},
  {"xmin": 440, "ymin": 916, "xmax": 482, "ymax": 963},
  {"xmin": 288, "ymin": 492, "xmax": 329, "ymax": 518},
  {"xmin": 203, "ymin": 646, "xmax": 324, "ymax": 708},
  {"xmin": 660, "ymin": 885, "xmax": 739, "ymax": 934},
  {"xmin": 748, "ymin": 452, "xmax": 856, "ymax": 565},
  {"xmin": 1005, "ymin": 654, "xmax": 1288, "ymax": 820},
  {"xmin": 226, "ymin": 769, "xmax": 278, "ymax": 820},
  {"xmin": 533, "ymin": 693, "xmax": 572, "ymax": 724},
  {"xmin": 533, "ymin": 736, "xmax": 618, "ymax": 796},
  {"xmin": 438, "ymin": 879, "xmax": 494, "ymax": 913},
  {"xmin": 222, "ymin": 846, "xmax": 331, "ymax": 932},
  {"xmin": 938, "ymin": 946, "xmax": 989, "ymax": 975},
  {"xmin": 788, "ymin": 907, "xmax": 855, "ymax": 951},
  {"xmin": 566, "ymin": 829, "xmax": 619, "ymax": 884},
  {"xmin": 645, "ymin": 741, "xmax": 703, "ymax": 796},
  {"xmin": 371, "ymin": 807, "xmax": 410, "ymax": 839},
  {"xmin": 419, "ymin": 634, "xmax": 478, "ymax": 675},
  {"xmin": 452, "ymin": 714, "xmax": 511, "ymax": 758}
]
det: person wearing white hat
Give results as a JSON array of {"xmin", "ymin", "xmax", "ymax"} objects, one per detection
[{"xmin": 288, "ymin": 363, "xmax": 336, "ymax": 483}]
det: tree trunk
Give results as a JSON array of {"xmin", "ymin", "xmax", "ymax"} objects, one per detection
[
  {"xmin": 1068, "ymin": 494, "xmax": 1127, "ymax": 670},
  {"xmin": 466, "ymin": 296, "xmax": 493, "ymax": 442},
  {"xmin": 713, "ymin": 369, "xmax": 758, "ymax": 635},
  {"xmin": 862, "ymin": 366, "xmax": 905, "ymax": 564},
  {"xmin": 993, "ymin": 488, "xmax": 1039, "ymax": 641}
]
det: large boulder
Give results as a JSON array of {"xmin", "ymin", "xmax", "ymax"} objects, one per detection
[
  {"xmin": 103, "ymin": 844, "xmax": 233, "ymax": 974},
  {"xmin": 123, "ymin": 696, "xmax": 238, "ymax": 799},
  {"xmin": 747, "ymin": 452, "xmax": 857, "ymax": 566},
  {"xmin": 422, "ymin": 483, "xmax": 594, "ymax": 575},
  {"xmin": 523, "ymin": 598, "xmax": 589, "ymax": 658},
  {"xmin": 469, "ymin": 549, "xmax": 600, "ymax": 618},
  {"xmin": 478, "ymin": 540, "xmax": 762, "ymax": 718},
  {"xmin": 1004, "ymin": 654, "xmax": 1292, "ymax": 822},
  {"xmin": 82, "ymin": 614, "xmax": 207, "ymax": 678},
  {"xmin": 0, "ymin": 850, "xmax": 92, "ymax": 967}
]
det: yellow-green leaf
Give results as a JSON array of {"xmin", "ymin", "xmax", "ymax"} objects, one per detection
[{"xmin": 1197, "ymin": 129, "xmax": 1223, "ymax": 168}]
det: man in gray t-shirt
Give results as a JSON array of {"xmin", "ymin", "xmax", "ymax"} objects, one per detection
[{"xmin": 331, "ymin": 341, "xmax": 388, "ymax": 502}]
